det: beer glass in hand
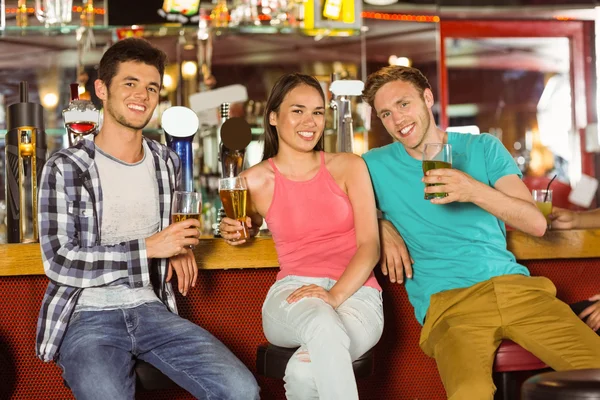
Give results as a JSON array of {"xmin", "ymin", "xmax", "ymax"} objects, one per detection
[
  {"xmin": 423, "ymin": 143, "xmax": 452, "ymax": 200},
  {"xmin": 219, "ymin": 177, "xmax": 250, "ymax": 240},
  {"xmin": 171, "ymin": 191, "xmax": 202, "ymax": 248}
]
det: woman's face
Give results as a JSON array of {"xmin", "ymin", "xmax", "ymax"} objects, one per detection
[{"xmin": 269, "ymin": 84, "xmax": 325, "ymax": 154}]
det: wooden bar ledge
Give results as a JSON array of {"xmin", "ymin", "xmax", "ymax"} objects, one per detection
[{"xmin": 1, "ymin": 229, "xmax": 600, "ymax": 277}]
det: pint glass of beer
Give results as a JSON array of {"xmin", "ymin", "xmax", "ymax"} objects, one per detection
[
  {"xmin": 171, "ymin": 191, "xmax": 202, "ymax": 247},
  {"xmin": 219, "ymin": 177, "xmax": 250, "ymax": 240},
  {"xmin": 422, "ymin": 143, "xmax": 452, "ymax": 200}
]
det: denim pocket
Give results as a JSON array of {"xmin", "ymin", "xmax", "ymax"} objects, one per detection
[{"xmin": 68, "ymin": 310, "xmax": 84, "ymax": 325}]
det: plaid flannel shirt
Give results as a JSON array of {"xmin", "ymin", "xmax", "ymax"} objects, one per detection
[{"xmin": 35, "ymin": 137, "xmax": 181, "ymax": 362}]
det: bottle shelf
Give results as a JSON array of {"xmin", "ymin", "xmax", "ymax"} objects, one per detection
[
  {"xmin": 0, "ymin": 24, "xmax": 359, "ymax": 38},
  {"xmin": 0, "ymin": 127, "xmax": 264, "ymax": 140}
]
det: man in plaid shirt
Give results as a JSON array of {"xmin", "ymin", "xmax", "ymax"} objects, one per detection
[{"xmin": 35, "ymin": 38, "xmax": 259, "ymax": 399}]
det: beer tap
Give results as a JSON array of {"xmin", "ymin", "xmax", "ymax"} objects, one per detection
[
  {"xmin": 188, "ymin": 84, "xmax": 249, "ymax": 174},
  {"xmin": 214, "ymin": 103, "xmax": 252, "ymax": 238},
  {"xmin": 187, "ymin": 85, "xmax": 250, "ymax": 237},
  {"xmin": 5, "ymin": 81, "xmax": 46, "ymax": 243},
  {"xmin": 329, "ymin": 79, "xmax": 364, "ymax": 153},
  {"xmin": 218, "ymin": 103, "xmax": 248, "ymax": 178},
  {"xmin": 161, "ymin": 106, "xmax": 200, "ymax": 192}
]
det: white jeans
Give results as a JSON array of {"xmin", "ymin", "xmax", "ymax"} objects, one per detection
[{"xmin": 262, "ymin": 275, "xmax": 384, "ymax": 400}]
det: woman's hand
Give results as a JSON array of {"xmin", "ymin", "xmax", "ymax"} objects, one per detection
[
  {"xmin": 548, "ymin": 207, "xmax": 580, "ymax": 230},
  {"xmin": 580, "ymin": 294, "xmax": 600, "ymax": 332},
  {"xmin": 286, "ymin": 284, "xmax": 341, "ymax": 309},
  {"xmin": 219, "ymin": 216, "xmax": 252, "ymax": 245}
]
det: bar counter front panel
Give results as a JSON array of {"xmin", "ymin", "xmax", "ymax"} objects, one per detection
[{"xmin": 0, "ymin": 230, "xmax": 599, "ymax": 399}]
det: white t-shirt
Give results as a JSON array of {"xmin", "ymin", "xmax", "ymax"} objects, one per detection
[{"xmin": 75, "ymin": 140, "xmax": 161, "ymax": 311}]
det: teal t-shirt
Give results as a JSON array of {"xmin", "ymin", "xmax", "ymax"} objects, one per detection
[{"xmin": 363, "ymin": 132, "xmax": 530, "ymax": 325}]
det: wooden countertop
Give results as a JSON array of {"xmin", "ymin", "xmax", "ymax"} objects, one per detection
[{"xmin": 1, "ymin": 229, "xmax": 600, "ymax": 277}]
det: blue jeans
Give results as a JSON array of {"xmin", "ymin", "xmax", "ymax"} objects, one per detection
[{"xmin": 57, "ymin": 301, "xmax": 259, "ymax": 400}]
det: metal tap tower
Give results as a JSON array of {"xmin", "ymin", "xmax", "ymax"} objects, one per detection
[{"xmin": 5, "ymin": 81, "xmax": 47, "ymax": 243}]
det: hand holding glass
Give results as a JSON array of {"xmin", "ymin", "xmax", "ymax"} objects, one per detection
[
  {"xmin": 171, "ymin": 191, "xmax": 202, "ymax": 247},
  {"xmin": 423, "ymin": 143, "xmax": 452, "ymax": 200},
  {"xmin": 532, "ymin": 189, "xmax": 552, "ymax": 230},
  {"xmin": 219, "ymin": 177, "xmax": 250, "ymax": 240}
]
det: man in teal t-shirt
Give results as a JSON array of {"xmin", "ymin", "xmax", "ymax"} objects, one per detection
[{"xmin": 362, "ymin": 65, "xmax": 600, "ymax": 400}]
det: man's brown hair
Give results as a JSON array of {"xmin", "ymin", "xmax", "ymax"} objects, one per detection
[
  {"xmin": 362, "ymin": 66, "xmax": 432, "ymax": 108},
  {"xmin": 98, "ymin": 38, "xmax": 167, "ymax": 91}
]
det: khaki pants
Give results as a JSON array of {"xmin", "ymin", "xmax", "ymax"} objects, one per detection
[{"xmin": 419, "ymin": 274, "xmax": 600, "ymax": 400}]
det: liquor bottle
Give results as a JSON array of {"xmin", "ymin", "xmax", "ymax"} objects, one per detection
[
  {"xmin": 210, "ymin": 0, "xmax": 229, "ymax": 28},
  {"xmin": 63, "ymin": 83, "xmax": 99, "ymax": 147},
  {"xmin": 81, "ymin": 0, "xmax": 94, "ymax": 27},
  {"xmin": 17, "ymin": 0, "xmax": 28, "ymax": 27}
]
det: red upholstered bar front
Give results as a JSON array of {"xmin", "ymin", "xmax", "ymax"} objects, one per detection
[{"xmin": 0, "ymin": 259, "xmax": 597, "ymax": 399}]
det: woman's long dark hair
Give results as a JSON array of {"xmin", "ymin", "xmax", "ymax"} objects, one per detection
[{"xmin": 262, "ymin": 73, "xmax": 326, "ymax": 161}]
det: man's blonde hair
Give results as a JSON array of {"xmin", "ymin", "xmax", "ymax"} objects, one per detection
[{"xmin": 363, "ymin": 66, "xmax": 432, "ymax": 109}]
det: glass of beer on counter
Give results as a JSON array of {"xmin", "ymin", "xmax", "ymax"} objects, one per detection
[
  {"xmin": 532, "ymin": 189, "xmax": 553, "ymax": 229},
  {"xmin": 219, "ymin": 176, "xmax": 250, "ymax": 240},
  {"xmin": 171, "ymin": 191, "xmax": 202, "ymax": 247},
  {"xmin": 423, "ymin": 143, "xmax": 452, "ymax": 200}
]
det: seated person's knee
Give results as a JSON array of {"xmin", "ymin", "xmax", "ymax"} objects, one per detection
[{"xmin": 284, "ymin": 353, "xmax": 314, "ymax": 389}]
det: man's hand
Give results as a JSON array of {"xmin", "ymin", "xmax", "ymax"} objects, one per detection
[
  {"xmin": 220, "ymin": 216, "xmax": 252, "ymax": 246},
  {"xmin": 146, "ymin": 219, "xmax": 201, "ymax": 259},
  {"xmin": 549, "ymin": 207, "xmax": 580, "ymax": 230},
  {"xmin": 379, "ymin": 220, "xmax": 413, "ymax": 284},
  {"xmin": 166, "ymin": 248, "xmax": 198, "ymax": 296},
  {"xmin": 286, "ymin": 284, "xmax": 341, "ymax": 309},
  {"xmin": 423, "ymin": 169, "xmax": 482, "ymax": 204},
  {"xmin": 579, "ymin": 294, "xmax": 600, "ymax": 332}
]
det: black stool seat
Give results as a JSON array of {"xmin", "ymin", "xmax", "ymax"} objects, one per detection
[
  {"xmin": 256, "ymin": 343, "xmax": 374, "ymax": 380},
  {"xmin": 135, "ymin": 359, "xmax": 177, "ymax": 390},
  {"xmin": 522, "ymin": 369, "xmax": 600, "ymax": 400},
  {"xmin": 64, "ymin": 359, "xmax": 176, "ymax": 391}
]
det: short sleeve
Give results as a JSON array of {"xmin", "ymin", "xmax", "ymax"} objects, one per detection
[
  {"xmin": 362, "ymin": 152, "xmax": 381, "ymax": 210},
  {"xmin": 482, "ymin": 133, "xmax": 522, "ymax": 186}
]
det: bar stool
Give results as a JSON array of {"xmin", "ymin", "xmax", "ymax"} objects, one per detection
[
  {"xmin": 256, "ymin": 343, "xmax": 374, "ymax": 380},
  {"xmin": 522, "ymin": 369, "xmax": 600, "ymax": 399},
  {"xmin": 64, "ymin": 359, "xmax": 177, "ymax": 391},
  {"xmin": 493, "ymin": 340, "xmax": 549, "ymax": 400},
  {"xmin": 134, "ymin": 359, "xmax": 177, "ymax": 390}
]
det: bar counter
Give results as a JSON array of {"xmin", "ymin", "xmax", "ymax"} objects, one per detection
[
  {"xmin": 2, "ymin": 229, "xmax": 600, "ymax": 276},
  {"xmin": 1, "ymin": 230, "xmax": 599, "ymax": 399}
]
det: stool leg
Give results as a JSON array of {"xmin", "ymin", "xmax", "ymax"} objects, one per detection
[{"xmin": 501, "ymin": 372, "xmax": 517, "ymax": 400}]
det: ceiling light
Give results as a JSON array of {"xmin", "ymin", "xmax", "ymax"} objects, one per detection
[
  {"xmin": 163, "ymin": 74, "xmax": 175, "ymax": 92},
  {"xmin": 395, "ymin": 57, "xmax": 411, "ymax": 67},
  {"xmin": 181, "ymin": 61, "xmax": 198, "ymax": 79},
  {"xmin": 42, "ymin": 93, "xmax": 59, "ymax": 109},
  {"xmin": 388, "ymin": 55, "xmax": 412, "ymax": 67}
]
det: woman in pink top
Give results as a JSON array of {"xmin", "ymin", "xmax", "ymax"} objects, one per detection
[{"xmin": 220, "ymin": 73, "xmax": 383, "ymax": 399}]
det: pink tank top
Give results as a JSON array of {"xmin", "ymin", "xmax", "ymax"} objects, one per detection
[{"xmin": 265, "ymin": 152, "xmax": 381, "ymax": 290}]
